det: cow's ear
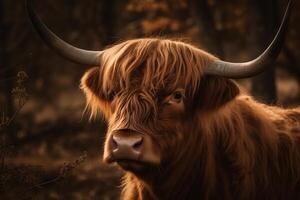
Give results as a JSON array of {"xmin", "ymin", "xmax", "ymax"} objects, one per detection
[
  {"xmin": 80, "ymin": 67, "xmax": 102, "ymax": 98},
  {"xmin": 196, "ymin": 76, "xmax": 240, "ymax": 110},
  {"xmin": 81, "ymin": 67, "xmax": 112, "ymax": 119}
]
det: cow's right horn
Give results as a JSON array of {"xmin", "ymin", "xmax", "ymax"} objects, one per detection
[
  {"xmin": 26, "ymin": 0, "xmax": 102, "ymax": 66},
  {"xmin": 204, "ymin": 0, "xmax": 292, "ymax": 79}
]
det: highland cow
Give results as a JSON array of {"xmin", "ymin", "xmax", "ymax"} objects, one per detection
[{"xmin": 26, "ymin": 0, "xmax": 300, "ymax": 199}]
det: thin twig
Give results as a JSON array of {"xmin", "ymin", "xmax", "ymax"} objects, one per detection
[{"xmin": 20, "ymin": 151, "xmax": 87, "ymax": 199}]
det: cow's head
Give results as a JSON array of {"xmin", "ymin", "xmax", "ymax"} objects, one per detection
[
  {"xmin": 26, "ymin": 0, "xmax": 291, "ymax": 175},
  {"xmin": 79, "ymin": 39, "xmax": 228, "ymax": 173}
]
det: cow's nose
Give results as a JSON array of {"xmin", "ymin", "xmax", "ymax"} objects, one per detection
[{"xmin": 110, "ymin": 130, "xmax": 144, "ymax": 161}]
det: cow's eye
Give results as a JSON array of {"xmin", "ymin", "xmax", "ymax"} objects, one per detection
[
  {"xmin": 169, "ymin": 90, "xmax": 184, "ymax": 103},
  {"xmin": 173, "ymin": 91, "xmax": 182, "ymax": 100}
]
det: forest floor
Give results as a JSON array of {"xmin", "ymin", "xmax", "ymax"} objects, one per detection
[{"xmin": 1, "ymin": 122, "xmax": 123, "ymax": 200}]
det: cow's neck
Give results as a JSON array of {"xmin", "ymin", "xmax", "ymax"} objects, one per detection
[{"xmin": 122, "ymin": 165, "xmax": 206, "ymax": 200}]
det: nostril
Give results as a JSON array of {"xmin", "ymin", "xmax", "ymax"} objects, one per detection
[{"xmin": 133, "ymin": 137, "xmax": 143, "ymax": 150}]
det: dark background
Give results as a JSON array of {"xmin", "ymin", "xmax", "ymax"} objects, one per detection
[{"xmin": 0, "ymin": 0, "xmax": 299, "ymax": 199}]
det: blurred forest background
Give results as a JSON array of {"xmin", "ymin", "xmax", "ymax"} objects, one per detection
[{"xmin": 0, "ymin": 0, "xmax": 299, "ymax": 199}]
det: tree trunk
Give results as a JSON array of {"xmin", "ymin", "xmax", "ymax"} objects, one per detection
[
  {"xmin": 96, "ymin": 0, "xmax": 124, "ymax": 46},
  {"xmin": 188, "ymin": 0, "xmax": 224, "ymax": 58},
  {"xmin": 0, "ymin": 0, "xmax": 14, "ymax": 117}
]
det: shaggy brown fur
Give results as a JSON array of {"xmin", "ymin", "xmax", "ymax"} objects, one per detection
[{"xmin": 80, "ymin": 38, "xmax": 300, "ymax": 200}]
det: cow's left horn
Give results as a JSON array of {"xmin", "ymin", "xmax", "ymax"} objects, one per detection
[
  {"xmin": 205, "ymin": 0, "xmax": 292, "ymax": 79},
  {"xmin": 26, "ymin": 0, "xmax": 102, "ymax": 66}
]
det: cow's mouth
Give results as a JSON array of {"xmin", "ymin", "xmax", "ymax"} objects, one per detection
[{"xmin": 115, "ymin": 159, "xmax": 152, "ymax": 172}]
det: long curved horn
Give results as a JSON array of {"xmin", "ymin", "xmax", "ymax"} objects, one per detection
[
  {"xmin": 26, "ymin": 0, "xmax": 102, "ymax": 66},
  {"xmin": 205, "ymin": 0, "xmax": 292, "ymax": 79}
]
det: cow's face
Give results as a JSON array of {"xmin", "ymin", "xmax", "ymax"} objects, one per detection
[
  {"xmin": 80, "ymin": 39, "xmax": 238, "ymax": 174},
  {"xmin": 103, "ymin": 86, "xmax": 187, "ymax": 172},
  {"xmin": 81, "ymin": 67, "xmax": 193, "ymax": 174}
]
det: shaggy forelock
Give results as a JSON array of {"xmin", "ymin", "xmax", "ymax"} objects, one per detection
[{"xmin": 100, "ymin": 38, "xmax": 216, "ymax": 98}]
